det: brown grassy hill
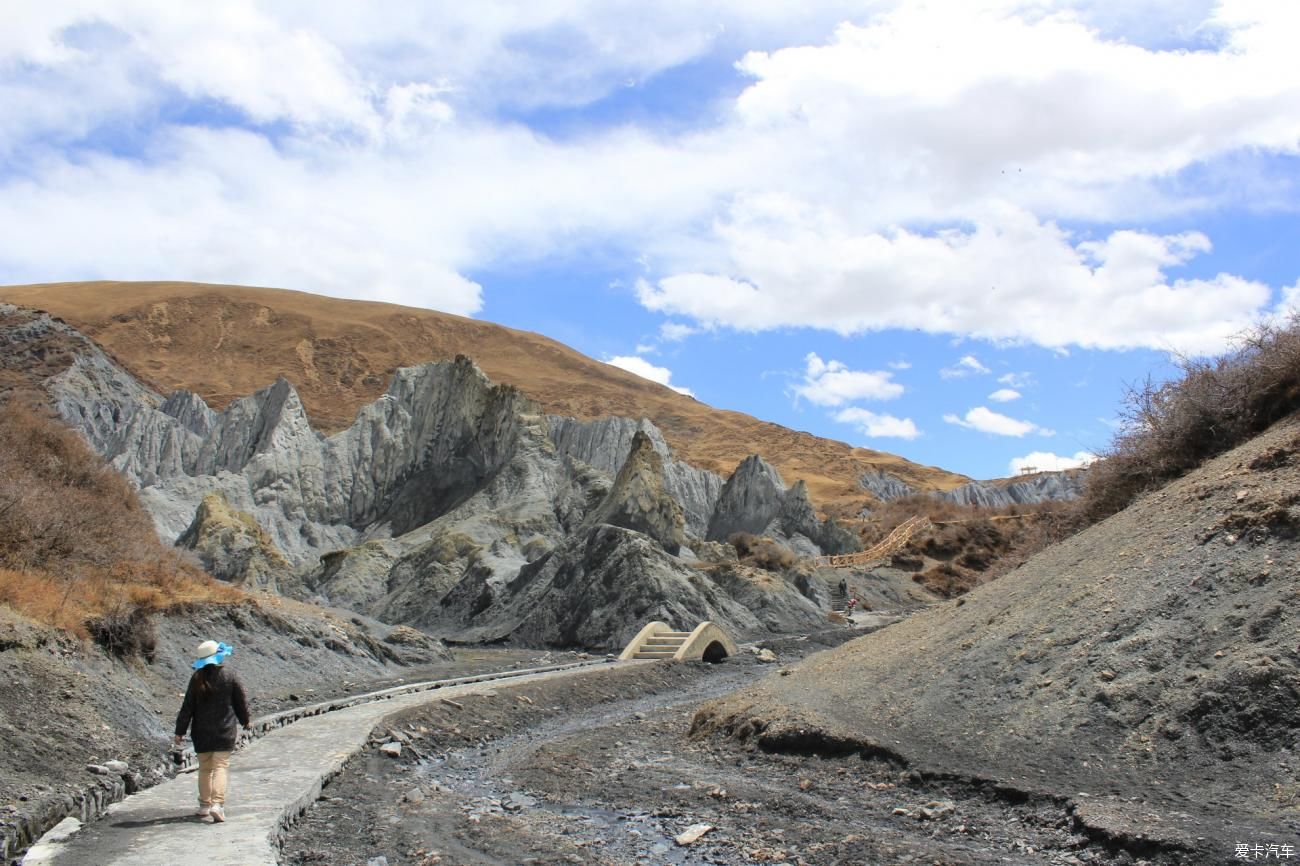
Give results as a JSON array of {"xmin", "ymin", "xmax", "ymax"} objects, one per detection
[{"xmin": 0, "ymin": 281, "xmax": 967, "ymax": 515}]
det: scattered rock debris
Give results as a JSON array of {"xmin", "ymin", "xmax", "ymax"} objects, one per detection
[{"xmin": 282, "ymin": 655, "xmax": 1187, "ymax": 866}]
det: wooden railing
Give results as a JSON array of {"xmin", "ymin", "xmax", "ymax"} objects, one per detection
[{"xmin": 813, "ymin": 515, "xmax": 931, "ymax": 569}]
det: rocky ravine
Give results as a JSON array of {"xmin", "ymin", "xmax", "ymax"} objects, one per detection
[
  {"xmin": 6, "ymin": 305, "xmax": 840, "ymax": 650},
  {"xmin": 697, "ymin": 411, "xmax": 1300, "ymax": 862}
]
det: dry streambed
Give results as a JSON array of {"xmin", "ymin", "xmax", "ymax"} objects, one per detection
[{"xmin": 281, "ymin": 656, "xmax": 1185, "ymax": 866}]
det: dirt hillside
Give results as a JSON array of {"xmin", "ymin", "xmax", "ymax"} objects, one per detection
[
  {"xmin": 695, "ymin": 412, "xmax": 1300, "ymax": 861},
  {"xmin": 0, "ymin": 281, "xmax": 967, "ymax": 514}
]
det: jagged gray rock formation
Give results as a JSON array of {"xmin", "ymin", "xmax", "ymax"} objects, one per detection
[
  {"xmin": 706, "ymin": 455, "xmax": 787, "ymax": 541},
  {"xmin": 48, "ymin": 352, "xmax": 535, "ymax": 565},
  {"xmin": 858, "ymin": 460, "xmax": 1082, "ymax": 509},
  {"xmin": 936, "ymin": 471, "xmax": 1085, "ymax": 507},
  {"xmin": 771, "ymin": 479, "xmax": 828, "ymax": 559},
  {"xmin": 547, "ymin": 416, "xmax": 722, "ymax": 537},
  {"xmin": 776, "ymin": 480, "xmax": 822, "ymax": 540},
  {"xmin": 858, "ymin": 468, "xmax": 916, "ymax": 502},
  {"xmin": 706, "ymin": 456, "xmax": 859, "ymax": 558},
  {"xmin": 435, "ymin": 524, "xmax": 826, "ymax": 649},
  {"xmin": 9, "ymin": 307, "xmax": 849, "ymax": 648},
  {"xmin": 176, "ymin": 492, "xmax": 295, "ymax": 592},
  {"xmin": 301, "ymin": 399, "xmax": 601, "ymax": 628},
  {"xmin": 584, "ymin": 431, "xmax": 687, "ymax": 555}
]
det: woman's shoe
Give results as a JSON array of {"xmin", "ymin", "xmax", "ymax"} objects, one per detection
[
  {"xmin": 206, "ymin": 804, "xmax": 226, "ymax": 823},
  {"xmin": 195, "ymin": 805, "xmax": 211, "ymax": 817}
]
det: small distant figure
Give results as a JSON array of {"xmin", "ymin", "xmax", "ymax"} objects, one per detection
[
  {"xmin": 845, "ymin": 596, "xmax": 859, "ymax": 614},
  {"xmin": 174, "ymin": 640, "xmax": 251, "ymax": 824},
  {"xmin": 838, "ymin": 578, "xmax": 848, "ymax": 597}
]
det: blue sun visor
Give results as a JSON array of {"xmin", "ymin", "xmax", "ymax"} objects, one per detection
[{"xmin": 192, "ymin": 642, "xmax": 234, "ymax": 670}]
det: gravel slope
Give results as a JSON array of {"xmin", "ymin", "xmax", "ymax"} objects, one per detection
[
  {"xmin": 283, "ymin": 655, "xmax": 1189, "ymax": 865},
  {"xmin": 695, "ymin": 413, "xmax": 1300, "ymax": 862}
]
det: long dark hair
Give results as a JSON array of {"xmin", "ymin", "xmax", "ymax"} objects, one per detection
[{"xmin": 193, "ymin": 663, "xmax": 223, "ymax": 697}]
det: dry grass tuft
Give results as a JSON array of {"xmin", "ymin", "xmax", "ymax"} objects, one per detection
[
  {"xmin": 728, "ymin": 532, "xmax": 797, "ymax": 572},
  {"xmin": 1081, "ymin": 314, "xmax": 1300, "ymax": 523},
  {"xmin": 0, "ymin": 405, "xmax": 240, "ymax": 640},
  {"xmin": 856, "ymin": 495, "xmax": 1084, "ymax": 596}
]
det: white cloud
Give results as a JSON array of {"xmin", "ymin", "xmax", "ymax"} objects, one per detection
[
  {"xmin": 940, "ymin": 355, "xmax": 991, "ymax": 379},
  {"xmin": 998, "ymin": 371, "xmax": 1034, "ymax": 389},
  {"xmin": 730, "ymin": 2, "xmax": 1300, "ymax": 202},
  {"xmin": 834, "ymin": 407, "xmax": 921, "ymax": 440},
  {"xmin": 1, "ymin": 2, "xmax": 1299, "ymax": 353},
  {"xmin": 605, "ymin": 355, "xmax": 694, "ymax": 397},
  {"xmin": 1009, "ymin": 450, "xmax": 1098, "ymax": 474},
  {"xmin": 0, "ymin": 3, "xmax": 866, "ymax": 136},
  {"xmin": 634, "ymin": 343, "xmax": 656, "ymax": 354},
  {"xmin": 887, "ymin": 359, "xmax": 911, "ymax": 370},
  {"xmin": 944, "ymin": 406, "xmax": 1053, "ymax": 437},
  {"xmin": 637, "ymin": 208, "xmax": 1281, "ymax": 354},
  {"xmin": 988, "ymin": 388, "xmax": 1021, "ymax": 402},
  {"xmin": 635, "ymin": 1, "xmax": 1300, "ymax": 353},
  {"xmin": 794, "ymin": 352, "xmax": 903, "ymax": 407},
  {"xmin": 659, "ymin": 322, "xmax": 699, "ymax": 342}
]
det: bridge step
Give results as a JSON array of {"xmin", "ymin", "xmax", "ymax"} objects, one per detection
[
  {"xmin": 633, "ymin": 630, "xmax": 690, "ymax": 659},
  {"xmin": 619, "ymin": 622, "xmax": 739, "ymax": 663}
]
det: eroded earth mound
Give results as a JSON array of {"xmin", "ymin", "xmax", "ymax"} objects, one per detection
[{"xmin": 695, "ymin": 413, "xmax": 1300, "ymax": 861}]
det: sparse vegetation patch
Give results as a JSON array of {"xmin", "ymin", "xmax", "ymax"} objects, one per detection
[
  {"xmin": 727, "ymin": 532, "xmax": 796, "ymax": 571},
  {"xmin": 1082, "ymin": 314, "xmax": 1300, "ymax": 522},
  {"xmin": 0, "ymin": 405, "xmax": 238, "ymax": 636}
]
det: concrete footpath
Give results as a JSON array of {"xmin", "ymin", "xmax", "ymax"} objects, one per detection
[{"xmin": 23, "ymin": 664, "xmax": 620, "ymax": 866}]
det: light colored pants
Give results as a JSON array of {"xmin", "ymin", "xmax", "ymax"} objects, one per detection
[{"xmin": 197, "ymin": 751, "xmax": 232, "ymax": 806}]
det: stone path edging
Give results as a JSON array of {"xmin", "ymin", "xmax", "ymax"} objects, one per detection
[{"xmin": 22, "ymin": 660, "xmax": 621, "ymax": 866}]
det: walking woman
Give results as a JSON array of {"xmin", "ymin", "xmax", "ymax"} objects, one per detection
[{"xmin": 173, "ymin": 640, "xmax": 251, "ymax": 823}]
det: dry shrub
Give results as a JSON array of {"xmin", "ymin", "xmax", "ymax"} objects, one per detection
[
  {"xmin": 861, "ymin": 496, "xmax": 1084, "ymax": 594},
  {"xmin": 0, "ymin": 405, "xmax": 157, "ymax": 571},
  {"xmin": 0, "ymin": 406, "xmax": 241, "ymax": 641},
  {"xmin": 0, "ymin": 558, "xmax": 240, "ymax": 641},
  {"xmin": 859, "ymin": 317, "xmax": 1300, "ymax": 586},
  {"xmin": 913, "ymin": 561, "xmax": 976, "ymax": 597},
  {"xmin": 971, "ymin": 502, "xmax": 1088, "ymax": 584},
  {"xmin": 862, "ymin": 495, "xmax": 991, "ymax": 547},
  {"xmin": 727, "ymin": 532, "xmax": 796, "ymax": 572},
  {"xmin": 86, "ymin": 606, "xmax": 158, "ymax": 661},
  {"xmin": 1081, "ymin": 314, "xmax": 1300, "ymax": 522}
]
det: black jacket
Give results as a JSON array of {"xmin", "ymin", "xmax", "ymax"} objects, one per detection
[{"xmin": 174, "ymin": 665, "xmax": 251, "ymax": 753}]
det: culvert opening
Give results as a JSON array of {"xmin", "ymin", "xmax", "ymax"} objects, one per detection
[{"xmin": 702, "ymin": 641, "xmax": 729, "ymax": 663}]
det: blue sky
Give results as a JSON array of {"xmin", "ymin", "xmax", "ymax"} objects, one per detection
[{"xmin": 1, "ymin": 1, "xmax": 1298, "ymax": 480}]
